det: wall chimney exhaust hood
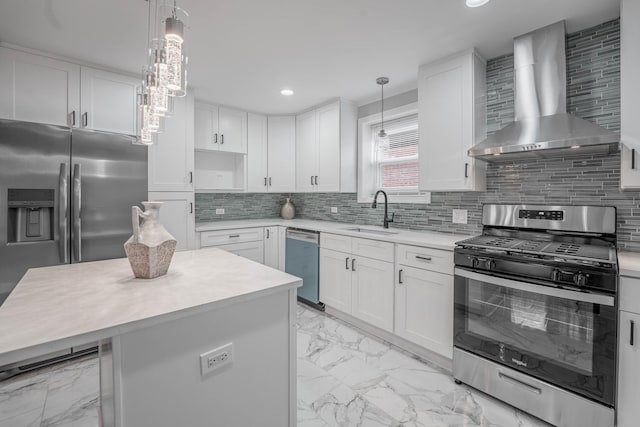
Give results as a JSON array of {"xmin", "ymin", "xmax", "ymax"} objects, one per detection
[{"xmin": 468, "ymin": 21, "xmax": 619, "ymax": 161}]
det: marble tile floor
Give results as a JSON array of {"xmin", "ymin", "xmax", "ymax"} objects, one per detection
[{"xmin": 0, "ymin": 304, "xmax": 552, "ymax": 427}]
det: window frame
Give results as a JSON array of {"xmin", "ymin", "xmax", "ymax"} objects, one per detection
[{"xmin": 357, "ymin": 102, "xmax": 431, "ymax": 204}]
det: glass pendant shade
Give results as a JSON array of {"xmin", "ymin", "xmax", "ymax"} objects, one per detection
[{"xmin": 377, "ymin": 129, "xmax": 390, "ymax": 151}]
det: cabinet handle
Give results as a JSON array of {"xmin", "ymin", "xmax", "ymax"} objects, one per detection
[
  {"xmin": 70, "ymin": 111, "xmax": 76, "ymax": 126},
  {"xmin": 190, "ymin": 202, "xmax": 193, "ymax": 214},
  {"xmin": 633, "ymin": 149, "xmax": 636, "ymax": 170},
  {"xmin": 264, "ymin": 177, "xmax": 267, "ymax": 186},
  {"xmin": 398, "ymin": 269, "xmax": 404, "ymax": 284},
  {"xmin": 189, "ymin": 171, "xmax": 193, "ymax": 183},
  {"xmin": 345, "ymin": 257, "xmax": 350, "ymax": 270},
  {"xmin": 214, "ymin": 133, "xmax": 218, "ymax": 144},
  {"xmin": 82, "ymin": 112, "xmax": 88, "ymax": 128},
  {"xmin": 351, "ymin": 258, "xmax": 356, "ymax": 271},
  {"xmin": 314, "ymin": 176, "xmax": 318, "ymax": 185},
  {"xmin": 416, "ymin": 255, "xmax": 432, "ymax": 262},
  {"xmin": 311, "ymin": 176, "xmax": 314, "ymax": 186},
  {"xmin": 228, "ymin": 234, "xmax": 240, "ymax": 238},
  {"xmin": 631, "ymin": 320, "xmax": 635, "ymax": 346},
  {"xmin": 269, "ymin": 177, "xmax": 272, "ymax": 186},
  {"xmin": 266, "ymin": 229, "xmax": 270, "ymax": 239},
  {"xmin": 464, "ymin": 163, "xmax": 469, "ymax": 178},
  {"xmin": 221, "ymin": 134, "xmax": 224, "ymax": 144}
]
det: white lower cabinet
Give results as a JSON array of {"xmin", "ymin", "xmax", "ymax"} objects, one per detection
[
  {"xmin": 319, "ymin": 234, "xmax": 394, "ymax": 332},
  {"xmin": 319, "ymin": 248, "xmax": 352, "ymax": 314},
  {"xmin": 395, "ymin": 265, "xmax": 453, "ymax": 358},
  {"xmin": 618, "ymin": 310, "xmax": 640, "ymax": 427},
  {"xmin": 264, "ymin": 226, "xmax": 279, "ymax": 269},
  {"xmin": 147, "ymin": 192, "xmax": 195, "ymax": 251},
  {"xmin": 351, "ymin": 256, "xmax": 394, "ymax": 332}
]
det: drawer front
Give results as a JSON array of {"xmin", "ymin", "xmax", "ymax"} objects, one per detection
[
  {"xmin": 216, "ymin": 241, "xmax": 264, "ymax": 264},
  {"xmin": 320, "ymin": 233, "xmax": 352, "ymax": 253},
  {"xmin": 396, "ymin": 244, "xmax": 453, "ymax": 275},
  {"xmin": 351, "ymin": 237, "xmax": 394, "ymax": 262},
  {"xmin": 200, "ymin": 227, "xmax": 264, "ymax": 247},
  {"xmin": 620, "ymin": 276, "xmax": 640, "ymax": 314}
]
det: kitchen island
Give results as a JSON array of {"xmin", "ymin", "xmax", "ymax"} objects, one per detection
[{"xmin": 0, "ymin": 248, "xmax": 302, "ymax": 427}]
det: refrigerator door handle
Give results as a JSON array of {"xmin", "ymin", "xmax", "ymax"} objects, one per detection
[
  {"xmin": 58, "ymin": 163, "xmax": 69, "ymax": 263},
  {"xmin": 73, "ymin": 163, "xmax": 82, "ymax": 262}
]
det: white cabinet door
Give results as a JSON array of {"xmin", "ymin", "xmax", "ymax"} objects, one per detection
[
  {"xmin": 219, "ymin": 107, "xmax": 247, "ymax": 154},
  {"xmin": 147, "ymin": 191, "xmax": 195, "ymax": 251},
  {"xmin": 418, "ymin": 51, "xmax": 486, "ymax": 192},
  {"xmin": 278, "ymin": 226, "xmax": 287, "ymax": 271},
  {"xmin": 351, "ymin": 257, "xmax": 394, "ymax": 332},
  {"xmin": 267, "ymin": 116, "xmax": 296, "ymax": 192},
  {"xmin": 217, "ymin": 241, "xmax": 264, "ymax": 264},
  {"xmin": 319, "ymin": 248, "xmax": 351, "ymax": 313},
  {"xmin": 295, "ymin": 110, "xmax": 317, "ymax": 192},
  {"xmin": 148, "ymin": 92, "xmax": 194, "ymax": 191},
  {"xmin": 80, "ymin": 66, "xmax": 138, "ymax": 135},
  {"xmin": 0, "ymin": 47, "xmax": 80, "ymax": 127},
  {"xmin": 620, "ymin": 0, "xmax": 640, "ymax": 189},
  {"xmin": 264, "ymin": 226, "xmax": 279, "ymax": 268},
  {"xmin": 395, "ymin": 266, "xmax": 453, "ymax": 358},
  {"xmin": 247, "ymin": 113, "xmax": 268, "ymax": 192},
  {"xmin": 194, "ymin": 102, "xmax": 219, "ymax": 150},
  {"xmin": 617, "ymin": 311, "xmax": 640, "ymax": 427},
  {"xmin": 316, "ymin": 102, "xmax": 341, "ymax": 192}
]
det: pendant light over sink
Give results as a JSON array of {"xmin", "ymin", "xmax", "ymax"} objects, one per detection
[
  {"xmin": 137, "ymin": 0, "xmax": 189, "ymax": 145},
  {"xmin": 376, "ymin": 77, "xmax": 390, "ymax": 151}
]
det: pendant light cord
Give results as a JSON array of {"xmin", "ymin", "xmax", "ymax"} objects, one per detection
[{"xmin": 381, "ymin": 83, "xmax": 384, "ymax": 131}]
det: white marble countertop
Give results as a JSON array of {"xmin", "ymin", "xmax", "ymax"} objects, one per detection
[
  {"xmin": 0, "ymin": 248, "xmax": 302, "ymax": 366},
  {"xmin": 196, "ymin": 218, "xmax": 471, "ymax": 251},
  {"xmin": 619, "ymin": 251, "xmax": 640, "ymax": 278}
]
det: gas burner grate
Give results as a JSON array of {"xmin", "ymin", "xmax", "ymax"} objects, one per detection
[
  {"xmin": 514, "ymin": 240, "xmax": 548, "ymax": 252},
  {"xmin": 553, "ymin": 243, "xmax": 581, "ymax": 255},
  {"xmin": 483, "ymin": 237, "xmax": 517, "ymax": 247}
]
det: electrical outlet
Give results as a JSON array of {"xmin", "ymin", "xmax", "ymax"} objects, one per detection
[
  {"xmin": 330, "ymin": 207, "xmax": 338, "ymax": 214},
  {"xmin": 200, "ymin": 343, "xmax": 233, "ymax": 376},
  {"xmin": 215, "ymin": 208, "xmax": 225, "ymax": 215},
  {"xmin": 452, "ymin": 209, "xmax": 468, "ymax": 224}
]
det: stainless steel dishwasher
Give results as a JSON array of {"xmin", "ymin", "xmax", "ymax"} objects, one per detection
[{"xmin": 285, "ymin": 228, "xmax": 324, "ymax": 310}]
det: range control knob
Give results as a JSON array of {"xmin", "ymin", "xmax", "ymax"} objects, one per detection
[
  {"xmin": 471, "ymin": 257, "xmax": 479, "ymax": 268},
  {"xmin": 573, "ymin": 273, "xmax": 588, "ymax": 287},
  {"xmin": 488, "ymin": 260, "xmax": 496, "ymax": 271},
  {"xmin": 551, "ymin": 269, "xmax": 561, "ymax": 282}
]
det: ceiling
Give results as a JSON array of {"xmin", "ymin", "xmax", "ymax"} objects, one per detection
[{"xmin": 0, "ymin": 0, "xmax": 619, "ymax": 114}]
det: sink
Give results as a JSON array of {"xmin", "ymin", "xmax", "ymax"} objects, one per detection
[{"xmin": 342, "ymin": 227, "xmax": 398, "ymax": 236}]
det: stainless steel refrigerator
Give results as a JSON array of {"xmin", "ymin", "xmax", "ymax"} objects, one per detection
[{"xmin": 0, "ymin": 119, "xmax": 148, "ymax": 305}]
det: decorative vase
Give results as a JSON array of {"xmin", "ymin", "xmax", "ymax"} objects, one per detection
[
  {"xmin": 280, "ymin": 197, "xmax": 296, "ymax": 220},
  {"xmin": 124, "ymin": 202, "xmax": 177, "ymax": 279}
]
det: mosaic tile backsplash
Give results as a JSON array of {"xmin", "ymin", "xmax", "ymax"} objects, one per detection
[{"xmin": 197, "ymin": 19, "xmax": 640, "ymax": 250}]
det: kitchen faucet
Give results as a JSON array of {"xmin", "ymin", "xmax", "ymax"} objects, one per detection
[{"xmin": 371, "ymin": 190, "xmax": 394, "ymax": 229}]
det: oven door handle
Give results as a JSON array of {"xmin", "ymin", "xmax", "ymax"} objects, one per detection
[{"xmin": 454, "ymin": 268, "xmax": 615, "ymax": 307}]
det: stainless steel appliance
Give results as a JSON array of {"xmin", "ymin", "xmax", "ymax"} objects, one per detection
[
  {"xmin": 285, "ymin": 228, "xmax": 323, "ymax": 310},
  {"xmin": 453, "ymin": 204, "xmax": 617, "ymax": 427},
  {"xmin": 0, "ymin": 119, "xmax": 147, "ymax": 373},
  {"xmin": 468, "ymin": 21, "xmax": 619, "ymax": 161}
]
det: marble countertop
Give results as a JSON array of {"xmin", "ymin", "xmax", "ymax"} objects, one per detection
[
  {"xmin": 0, "ymin": 248, "xmax": 302, "ymax": 366},
  {"xmin": 619, "ymin": 251, "xmax": 640, "ymax": 278},
  {"xmin": 196, "ymin": 218, "xmax": 471, "ymax": 251}
]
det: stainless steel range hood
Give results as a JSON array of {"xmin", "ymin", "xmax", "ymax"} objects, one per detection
[{"xmin": 468, "ymin": 21, "xmax": 619, "ymax": 161}]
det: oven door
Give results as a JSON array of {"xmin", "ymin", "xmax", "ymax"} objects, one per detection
[{"xmin": 454, "ymin": 267, "xmax": 616, "ymax": 406}]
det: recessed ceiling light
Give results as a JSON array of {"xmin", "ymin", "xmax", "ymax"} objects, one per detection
[
  {"xmin": 280, "ymin": 89, "xmax": 294, "ymax": 96},
  {"xmin": 466, "ymin": 0, "xmax": 491, "ymax": 7}
]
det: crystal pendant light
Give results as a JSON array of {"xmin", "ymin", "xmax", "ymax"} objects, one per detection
[
  {"xmin": 376, "ymin": 77, "xmax": 390, "ymax": 151},
  {"xmin": 148, "ymin": 40, "xmax": 171, "ymax": 116},
  {"xmin": 163, "ymin": 1, "xmax": 188, "ymax": 97}
]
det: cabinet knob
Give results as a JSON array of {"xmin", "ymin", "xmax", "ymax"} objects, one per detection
[
  {"xmin": 345, "ymin": 257, "xmax": 350, "ymax": 270},
  {"xmin": 398, "ymin": 269, "xmax": 404, "ymax": 284},
  {"xmin": 464, "ymin": 163, "xmax": 469, "ymax": 178},
  {"xmin": 633, "ymin": 148, "xmax": 636, "ymax": 170},
  {"xmin": 631, "ymin": 320, "xmax": 635, "ymax": 346},
  {"xmin": 351, "ymin": 258, "xmax": 356, "ymax": 271},
  {"xmin": 82, "ymin": 112, "xmax": 88, "ymax": 128},
  {"xmin": 214, "ymin": 133, "xmax": 218, "ymax": 144},
  {"xmin": 221, "ymin": 134, "xmax": 224, "ymax": 144}
]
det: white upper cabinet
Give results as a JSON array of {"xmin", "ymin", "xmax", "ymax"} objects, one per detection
[
  {"xmin": 620, "ymin": 0, "xmax": 640, "ymax": 189},
  {"xmin": 247, "ymin": 113, "xmax": 269, "ymax": 192},
  {"xmin": 248, "ymin": 114, "xmax": 296, "ymax": 193},
  {"xmin": 0, "ymin": 46, "xmax": 80, "ymax": 127},
  {"xmin": 295, "ymin": 100, "xmax": 357, "ymax": 193},
  {"xmin": 194, "ymin": 102, "xmax": 247, "ymax": 154},
  {"xmin": 418, "ymin": 50, "xmax": 486, "ymax": 192},
  {"xmin": 267, "ymin": 116, "xmax": 296, "ymax": 192},
  {"xmin": 148, "ymin": 92, "xmax": 195, "ymax": 192},
  {"xmin": 80, "ymin": 66, "xmax": 138, "ymax": 135}
]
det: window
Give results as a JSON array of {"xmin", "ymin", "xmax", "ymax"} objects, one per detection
[{"xmin": 357, "ymin": 103, "xmax": 430, "ymax": 204}]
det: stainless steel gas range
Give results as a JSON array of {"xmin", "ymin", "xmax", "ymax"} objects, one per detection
[{"xmin": 453, "ymin": 204, "xmax": 617, "ymax": 427}]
